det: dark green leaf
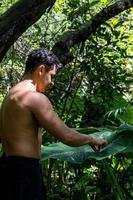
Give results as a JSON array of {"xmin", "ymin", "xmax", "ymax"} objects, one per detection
[{"xmin": 41, "ymin": 127, "xmax": 133, "ymax": 164}]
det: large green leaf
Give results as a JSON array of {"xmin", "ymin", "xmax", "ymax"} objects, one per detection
[{"xmin": 41, "ymin": 126, "xmax": 133, "ymax": 164}]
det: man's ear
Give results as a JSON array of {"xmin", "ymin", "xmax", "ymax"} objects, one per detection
[
  {"xmin": 33, "ymin": 64, "xmax": 45, "ymax": 79},
  {"xmin": 38, "ymin": 64, "xmax": 46, "ymax": 76}
]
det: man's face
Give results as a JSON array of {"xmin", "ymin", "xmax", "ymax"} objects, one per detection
[{"xmin": 37, "ymin": 65, "xmax": 57, "ymax": 93}]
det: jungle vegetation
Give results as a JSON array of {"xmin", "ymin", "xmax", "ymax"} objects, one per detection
[{"xmin": 0, "ymin": 0, "xmax": 133, "ymax": 199}]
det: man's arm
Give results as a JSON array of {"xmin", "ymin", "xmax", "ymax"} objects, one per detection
[{"xmin": 29, "ymin": 93, "xmax": 107, "ymax": 151}]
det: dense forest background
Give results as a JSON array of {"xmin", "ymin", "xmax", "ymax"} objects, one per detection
[{"xmin": 0, "ymin": 0, "xmax": 133, "ymax": 199}]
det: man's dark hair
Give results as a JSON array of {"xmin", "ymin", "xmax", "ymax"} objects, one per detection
[{"xmin": 25, "ymin": 48, "xmax": 63, "ymax": 73}]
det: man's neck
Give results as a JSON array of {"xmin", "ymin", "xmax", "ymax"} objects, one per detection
[{"xmin": 21, "ymin": 76, "xmax": 37, "ymax": 92}]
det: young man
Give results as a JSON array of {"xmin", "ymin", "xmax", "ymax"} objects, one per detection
[{"xmin": 0, "ymin": 48, "xmax": 107, "ymax": 199}]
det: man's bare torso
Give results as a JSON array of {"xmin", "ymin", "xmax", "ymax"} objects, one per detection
[{"xmin": 0, "ymin": 81, "xmax": 42, "ymax": 158}]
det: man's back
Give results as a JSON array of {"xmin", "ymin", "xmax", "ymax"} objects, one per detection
[{"xmin": 0, "ymin": 81, "xmax": 41, "ymax": 158}]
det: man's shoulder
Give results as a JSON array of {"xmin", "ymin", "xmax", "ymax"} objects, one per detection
[
  {"xmin": 27, "ymin": 91, "xmax": 49, "ymax": 102},
  {"xmin": 26, "ymin": 92, "xmax": 52, "ymax": 110}
]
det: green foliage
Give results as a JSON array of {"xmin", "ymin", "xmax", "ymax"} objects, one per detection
[
  {"xmin": 0, "ymin": 0, "xmax": 133, "ymax": 199},
  {"xmin": 0, "ymin": 0, "xmax": 17, "ymax": 14}
]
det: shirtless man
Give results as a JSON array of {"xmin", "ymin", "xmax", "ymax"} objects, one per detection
[{"xmin": 0, "ymin": 48, "xmax": 107, "ymax": 200}]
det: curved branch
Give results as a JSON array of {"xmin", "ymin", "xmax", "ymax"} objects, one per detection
[{"xmin": 52, "ymin": 0, "xmax": 133, "ymax": 65}]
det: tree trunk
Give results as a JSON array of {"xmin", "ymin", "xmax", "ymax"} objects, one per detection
[
  {"xmin": 0, "ymin": 0, "xmax": 56, "ymax": 62},
  {"xmin": 0, "ymin": 0, "xmax": 132, "ymax": 64}
]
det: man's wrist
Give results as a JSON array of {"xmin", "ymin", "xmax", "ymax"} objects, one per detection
[{"xmin": 88, "ymin": 135, "xmax": 95, "ymax": 145}]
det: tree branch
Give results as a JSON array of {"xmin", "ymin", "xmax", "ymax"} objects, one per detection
[
  {"xmin": 0, "ymin": 0, "xmax": 56, "ymax": 62},
  {"xmin": 52, "ymin": 0, "xmax": 133, "ymax": 65}
]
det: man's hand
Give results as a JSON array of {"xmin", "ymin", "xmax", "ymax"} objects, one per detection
[{"xmin": 90, "ymin": 137, "xmax": 108, "ymax": 153}]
